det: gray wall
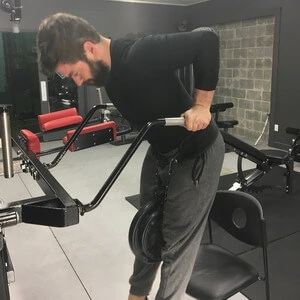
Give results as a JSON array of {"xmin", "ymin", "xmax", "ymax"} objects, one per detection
[
  {"xmin": 188, "ymin": 0, "xmax": 300, "ymax": 149},
  {"xmin": 0, "ymin": 1, "xmax": 186, "ymax": 36}
]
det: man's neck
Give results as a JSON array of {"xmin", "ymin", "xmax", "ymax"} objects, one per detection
[{"xmin": 99, "ymin": 36, "xmax": 112, "ymax": 69}]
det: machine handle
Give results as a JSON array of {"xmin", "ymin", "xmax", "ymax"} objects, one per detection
[{"xmin": 163, "ymin": 117, "xmax": 185, "ymax": 127}]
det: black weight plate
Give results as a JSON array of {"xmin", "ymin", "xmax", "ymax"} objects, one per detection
[
  {"xmin": 141, "ymin": 208, "xmax": 163, "ymax": 262},
  {"xmin": 128, "ymin": 201, "xmax": 163, "ymax": 263}
]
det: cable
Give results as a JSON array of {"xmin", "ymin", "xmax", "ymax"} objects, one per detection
[{"xmin": 254, "ymin": 113, "xmax": 270, "ymax": 146}]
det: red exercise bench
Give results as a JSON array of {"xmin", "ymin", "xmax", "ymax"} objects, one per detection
[{"xmin": 20, "ymin": 121, "xmax": 117, "ymax": 157}]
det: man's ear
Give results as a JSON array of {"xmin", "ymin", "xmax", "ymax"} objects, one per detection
[{"xmin": 83, "ymin": 41, "xmax": 96, "ymax": 60}]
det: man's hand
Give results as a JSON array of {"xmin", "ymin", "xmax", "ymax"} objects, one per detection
[{"xmin": 181, "ymin": 104, "xmax": 211, "ymax": 131}]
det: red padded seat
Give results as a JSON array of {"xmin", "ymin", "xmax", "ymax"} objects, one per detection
[{"xmin": 38, "ymin": 108, "xmax": 83, "ymax": 132}]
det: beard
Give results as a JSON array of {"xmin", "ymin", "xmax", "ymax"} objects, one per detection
[{"xmin": 84, "ymin": 59, "xmax": 111, "ymax": 87}]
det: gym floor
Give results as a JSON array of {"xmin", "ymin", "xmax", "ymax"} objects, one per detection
[{"xmin": 1, "ymin": 137, "xmax": 298, "ymax": 300}]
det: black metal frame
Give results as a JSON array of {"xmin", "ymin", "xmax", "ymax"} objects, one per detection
[
  {"xmin": 0, "ymin": 103, "xmax": 184, "ymax": 299},
  {"xmin": 221, "ymin": 130, "xmax": 294, "ymax": 193}
]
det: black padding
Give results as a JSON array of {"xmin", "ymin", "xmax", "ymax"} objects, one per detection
[
  {"xmin": 186, "ymin": 244, "xmax": 258, "ymax": 300},
  {"xmin": 216, "ymin": 120, "xmax": 238, "ymax": 129},
  {"xmin": 210, "ymin": 102, "xmax": 234, "ymax": 113},
  {"xmin": 260, "ymin": 149, "xmax": 288, "ymax": 161},
  {"xmin": 221, "ymin": 131, "xmax": 268, "ymax": 162},
  {"xmin": 286, "ymin": 127, "xmax": 300, "ymax": 136}
]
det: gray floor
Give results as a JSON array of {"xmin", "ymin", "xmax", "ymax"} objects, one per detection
[{"xmin": 1, "ymin": 137, "xmax": 297, "ymax": 300}]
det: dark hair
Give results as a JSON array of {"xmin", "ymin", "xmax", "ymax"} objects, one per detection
[{"xmin": 37, "ymin": 13, "xmax": 101, "ymax": 76}]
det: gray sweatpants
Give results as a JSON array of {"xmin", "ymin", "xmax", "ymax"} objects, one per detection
[{"xmin": 129, "ymin": 132, "xmax": 225, "ymax": 300}]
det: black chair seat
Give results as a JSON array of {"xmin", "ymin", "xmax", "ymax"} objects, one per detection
[{"xmin": 187, "ymin": 244, "xmax": 259, "ymax": 300}]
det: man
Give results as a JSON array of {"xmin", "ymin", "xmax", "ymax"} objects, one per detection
[{"xmin": 37, "ymin": 13, "xmax": 225, "ymax": 300}]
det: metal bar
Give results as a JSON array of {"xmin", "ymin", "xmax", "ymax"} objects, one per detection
[
  {"xmin": 82, "ymin": 117, "xmax": 185, "ymax": 214},
  {"xmin": 0, "ymin": 208, "xmax": 18, "ymax": 228},
  {"xmin": 0, "ymin": 105, "xmax": 13, "ymax": 178},
  {"xmin": 10, "ymin": 137, "xmax": 80, "ymax": 227},
  {"xmin": 46, "ymin": 104, "xmax": 110, "ymax": 169},
  {"xmin": 14, "ymin": 136, "xmax": 77, "ymax": 206}
]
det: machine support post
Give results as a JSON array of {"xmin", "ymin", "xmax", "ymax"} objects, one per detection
[{"xmin": 0, "ymin": 105, "xmax": 13, "ymax": 178}]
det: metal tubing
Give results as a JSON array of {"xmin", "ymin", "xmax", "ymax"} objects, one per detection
[
  {"xmin": 0, "ymin": 105, "xmax": 13, "ymax": 178},
  {"xmin": 46, "ymin": 104, "xmax": 108, "ymax": 169},
  {"xmin": 0, "ymin": 208, "xmax": 18, "ymax": 228},
  {"xmin": 82, "ymin": 119, "xmax": 165, "ymax": 214},
  {"xmin": 82, "ymin": 118, "xmax": 181, "ymax": 214}
]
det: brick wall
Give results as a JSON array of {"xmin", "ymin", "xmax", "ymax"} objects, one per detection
[{"xmin": 213, "ymin": 16, "xmax": 275, "ymax": 143}]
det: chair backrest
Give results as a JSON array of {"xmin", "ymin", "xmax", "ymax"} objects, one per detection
[{"xmin": 210, "ymin": 190, "xmax": 266, "ymax": 247}]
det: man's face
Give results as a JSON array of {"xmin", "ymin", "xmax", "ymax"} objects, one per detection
[
  {"xmin": 56, "ymin": 58, "xmax": 110, "ymax": 87},
  {"xmin": 84, "ymin": 59, "xmax": 111, "ymax": 87}
]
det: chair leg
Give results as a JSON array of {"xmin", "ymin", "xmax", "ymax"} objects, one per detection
[{"xmin": 284, "ymin": 156, "xmax": 294, "ymax": 194}]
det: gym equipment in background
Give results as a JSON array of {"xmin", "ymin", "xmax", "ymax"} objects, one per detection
[
  {"xmin": 222, "ymin": 131, "xmax": 294, "ymax": 194},
  {"xmin": 18, "ymin": 104, "xmax": 132, "ymax": 167},
  {"xmin": 211, "ymin": 102, "xmax": 238, "ymax": 132},
  {"xmin": 286, "ymin": 126, "xmax": 300, "ymax": 162}
]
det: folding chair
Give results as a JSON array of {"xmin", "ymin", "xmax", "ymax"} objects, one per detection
[{"xmin": 187, "ymin": 190, "xmax": 270, "ymax": 300}]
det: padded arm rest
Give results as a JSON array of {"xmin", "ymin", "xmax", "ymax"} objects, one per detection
[
  {"xmin": 20, "ymin": 129, "xmax": 41, "ymax": 153},
  {"xmin": 221, "ymin": 131, "xmax": 268, "ymax": 163},
  {"xmin": 210, "ymin": 102, "xmax": 234, "ymax": 113},
  {"xmin": 63, "ymin": 121, "xmax": 117, "ymax": 152},
  {"xmin": 216, "ymin": 120, "xmax": 238, "ymax": 128},
  {"xmin": 64, "ymin": 121, "xmax": 117, "ymax": 140}
]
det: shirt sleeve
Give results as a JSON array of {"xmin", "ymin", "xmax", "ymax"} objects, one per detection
[{"xmin": 126, "ymin": 28, "xmax": 220, "ymax": 91}]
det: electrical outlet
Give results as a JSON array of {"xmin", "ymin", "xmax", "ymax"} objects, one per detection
[{"xmin": 274, "ymin": 124, "xmax": 279, "ymax": 132}]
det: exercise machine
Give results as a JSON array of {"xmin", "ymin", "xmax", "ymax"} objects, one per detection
[
  {"xmin": 18, "ymin": 104, "xmax": 133, "ymax": 166},
  {"xmin": 211, "ymin": 102, "xmax": 238, "ymax": 132},
  {"xmin": 0, "ymin": 104, "xmax": 184, "ymax": 299},
  {"xmin": 286, "ymin": 126, "xmax": 300, "ymax": 162},
  {"xmin": 221, "ymin": 131, "xmax": 294, "ymax": 193},
  {"xmin": 128, "ymin": 130, "xmax": 294, "ymax": 263},
  {"xmin": 0, "ymin": 103, "xmax": 294, "ymax": 297}
]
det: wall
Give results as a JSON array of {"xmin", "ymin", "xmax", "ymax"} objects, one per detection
[
  {"xmin": 188, "ymin": 0, "xmax": 300, "ymax": 149},
  {"xmin": 212, "ymin": 16, "xmax": 275, "ymax": 143},
  {"xmin": 0, "ymin": 1, "xmax": 186, "ymax": 36}
]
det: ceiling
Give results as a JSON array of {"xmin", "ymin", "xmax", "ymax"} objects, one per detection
[{"xmin": 107, "ymin": 0, "xmax": 211, "ymax": 6}]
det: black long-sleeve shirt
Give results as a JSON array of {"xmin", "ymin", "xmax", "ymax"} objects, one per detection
[{"xmin": 105, "ymin": 29, "xmax": 220, "ymax": 156}]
